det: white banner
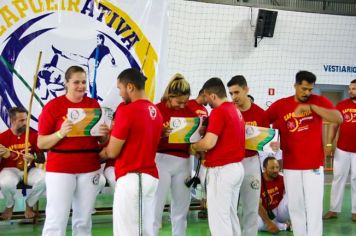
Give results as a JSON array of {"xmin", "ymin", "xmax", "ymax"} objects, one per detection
[{"xmin": 0, "ymin": 0, "xmax": 168, "ymax": 130}]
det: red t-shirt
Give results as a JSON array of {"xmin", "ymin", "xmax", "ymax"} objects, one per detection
[
  {"xmin": 205, "ymin": 102, "xmax": 245, "ymax": 167},
  {"xmin": 0, "ymin": 129, "xmax": 39, "ymax": 169},
  {"xmin": 186, "ymin": 100, "xmax": 208, "ymax": 117},
  {"xmin": 38, "ymin": 95, "xmax": 101, "ymax": 173},
  {"xmin": 111, "ymin": 100, "xmax": 163, "ymax": 179},
  {"xmin": 241, "ymin": 103, "xmax": 270, "ymax": 157},
  {"xmin": 156, "ymin": 101, "xmax": 196, "ymax": 158},
  {"xmin": 266, "ymin": 95, "xmax": 334, "ymax": 170},
  {"xmin": 336, "ymin": 99, "xmax": 356, "ymax": 152},
  {"xmin": 261, "ymin": 174, "xmax": 284, "ymax": 210}
]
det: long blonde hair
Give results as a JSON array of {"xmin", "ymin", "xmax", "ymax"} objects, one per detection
[{"xmin": 161, "ymin": 73, "xmax": 191, "ymax": 102}]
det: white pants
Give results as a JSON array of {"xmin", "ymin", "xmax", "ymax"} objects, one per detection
[
  {"xmin": 0, "ymin": 167, "xmax": 46, "ymax": 208},
  {"xmin": 104, "ymin": 166, "xmax": 116, "ymax": 192},
  {"xmin": 42, "ymin": 170, "xmax": 101, "ymax": 236},
  {"xmin": 284, "ymin": 167, "xmax": 324, "ymax": 236},
  {"xmin": 113, "ymin": 173, "xmax": 158, "ymax": 236},
  {"xmin": 153, "ymin": 153, "xmax": 191, "ymax": 236},
  {"xmin": 329, "ymin": 148, "xmax": 356, "ymax": 213},
  {"xmin": 207, "ymin": 162, "xmax": 244, "ymax": 236},
  {"xmin": 190, "ymin": 156, "xmax": 207, "ymax": 200},
  {"xmin": 257, "ymin": 195, "xmax": 290, "ymax": 231},
  {"xmin": 239, "ymin": 155, "xmax": 261, "ymax": 236},
  {"xmin": 96, "ymin": 164, "xmax": 107, "ymax": 195}
]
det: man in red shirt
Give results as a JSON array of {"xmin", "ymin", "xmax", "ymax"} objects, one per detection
[
  {"xmin": 186, "ymin": 87, "xmax": 208, "ymax": 218},
  {"xmin": 258, "ymin": 156, "xmax": 289, "ymax": 233},
  {"xmin": 0, "ymin": 107, "xmax": 45, "ymax": 220},
  {"xmin": 100, "ymin": 68, "xmax": 163, "ymax": 236},
  {"xmin": 266, "ymin": 71, "xmax": 342, "ymax": 236},
  {"xmin": 187, "ymin": 88, "xmax": 208, "ymax": 117},
  {"xmin": 192, "ymin": 77, "xmax": 245, "ymax": 236},
  {"xmin": 324, "ymin": 79, "xmax": 356, "ymax": 221},
  {"xmin": 227, "ymin": 75, "xmax": 269, "ymax": 236}
]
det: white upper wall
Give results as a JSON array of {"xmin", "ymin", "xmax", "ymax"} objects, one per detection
[{"xmin": 166, "ymin": 0, "xmax": 356, "ymax": 108}]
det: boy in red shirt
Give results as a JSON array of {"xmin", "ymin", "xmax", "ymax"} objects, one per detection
[
  {"xmin": 186, "ymin": 87, "xmax": 208, "ymax": 218},
  {"xmin": 192, "ymin": 77, "xmax": 245, "ymax": 236},
  {"xmin": 186, "ymin": 88, "xmax": 208, "ymax": 117},
  {"xmin": 227, "ymin": 75, "xmax": 269, "ymax": 236},
  {"xmin": 100, "ymin": 68, "xmax": 163, "ymax": 236}
]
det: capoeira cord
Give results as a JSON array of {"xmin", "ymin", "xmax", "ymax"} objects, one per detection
[
  {"xmin": 24, "ymin": 51, "xmax": 43, "ymax": 185},
  {"xmin": 2, "ymin": 148, "xmax": 37, "ymax": 161},
  {"xmin": 138, "ymin": 173, "xmax": 143, "ymax": 236},
  {"xmin": 137, "ymin": 47, "xmax": 153, "ymax": 236},
  {"xmin": 185, "ymin": 159, "xmax": 201, "ymax": 189}
]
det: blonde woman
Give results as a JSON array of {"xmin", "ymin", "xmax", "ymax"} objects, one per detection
[{"xmin": 153, "ymin": 74, "xmax": 196, "ymax": 236}]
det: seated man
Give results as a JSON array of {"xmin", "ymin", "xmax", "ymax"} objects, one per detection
[
  {"xmin": 0, "ymin": 107, "xmax": 46, "ymax": 220},
  {"xmin": 258, "ymin": 156, "xmax": 290, "ymax": 233}
]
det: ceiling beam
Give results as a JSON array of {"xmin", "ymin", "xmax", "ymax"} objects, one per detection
[{"xmin": 186, "ymin": 0, "xmax": 356, "ymax": 16}]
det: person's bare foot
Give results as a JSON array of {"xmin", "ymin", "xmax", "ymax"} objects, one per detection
[
  {"xmin": 1, "ymin": 206, "xmax": 14, "ymax": 220},
  {"xmin": 24, "ymin": 203, "xmax": 36, "ymax": 219},
  {"xmin": 323, "ymin": 211, "xmax": 338, "ymax": 220}
]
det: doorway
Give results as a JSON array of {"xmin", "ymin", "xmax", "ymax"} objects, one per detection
[{"xmin": 313, "ymin": 83, "xmax": 348, "ymax": 171}]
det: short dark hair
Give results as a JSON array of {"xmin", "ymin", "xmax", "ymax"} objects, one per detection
[
  {"xmin": 247, "ymin": 94, "xmax": 254, "ymax": 102},
  {"xmin": 8, "ymin": 107, "xmax": 27, "ymax": 122},
  {"xmin": 118, "ymin": 68, "xmax": 147, "ymax": 90},
  {"xmin": 295, "ymin": 71, "xmax": 316, "ymax": 85},
  {"xmin": 65, "ymin": 66, "xmax": 86, "ymax": 82},
  {"xmin": 263, "ymin": 156, "xmax": 277, "ymax": 168},
  {"xmin": 198, "ymin": 88, "xmax": 205, "ymax": 96},
  {"xmin": 97, "ymin": 34, "xmax": 105, "ymax": 43},
  {"xmin": 351, "ymin": 79, "xmax": 356, "ymax": 84},
  {"xmin": 202, "ymin": 77, "xmax": 227, "ymax": 99},
  {"xmin": 227, "ymin": 75, "xmax": 248, "ymax": 88}
]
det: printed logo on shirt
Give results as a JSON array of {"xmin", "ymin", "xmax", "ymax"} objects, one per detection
[
  {"xmin": 262, "ymin": 186, "xmax": 281, "ymax": 206},
  {"xmin": 148, "ymin": 106, "xmax": 157, "ymax": 120},
  {"xmin": 341, "ymin": 108, "xmax": 356, "ymax": 123},
  {"xmin": 284, "ymin": 111, "xmax": 313, "ymax": 133}
]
